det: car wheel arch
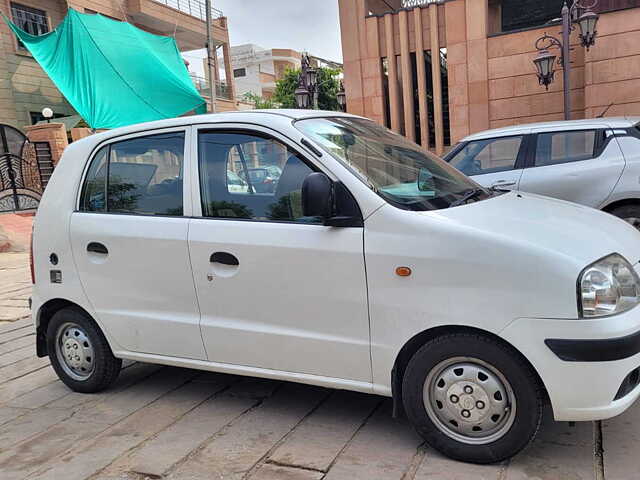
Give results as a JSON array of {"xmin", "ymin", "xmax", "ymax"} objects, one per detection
[
  {"xmin": 390, "ymin": 325, "xmax": 549, "ymax": 418},
  {"xmin": 36, "ymin": 299, "xmax": 94, "ymax": 358},
  {"xmin": 602, "ymin": 197, "xmax": 640, "ymax": 213}
]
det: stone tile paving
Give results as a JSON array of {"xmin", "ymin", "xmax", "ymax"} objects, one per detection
[
  {"xmin": 0, "ymin": 252, "xmax": 632, "ymax": 480},
  {"xmin": 0, "ymin": 253, "xmax": 31, "ymax": 321},
  {"xmin": 0, "ymin": 213, "xmax": 33, "ymax": 252}
]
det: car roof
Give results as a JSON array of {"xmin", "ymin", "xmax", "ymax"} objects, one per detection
[
  {"xmin": 75, "ymin": 110, "xmax": 365, "ymax": 151},
  {"xmin": 461, "ymin": 117, "xmax": 640, "ymax": 142}
]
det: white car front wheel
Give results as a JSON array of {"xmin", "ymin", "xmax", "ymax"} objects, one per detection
[{"xmin": 402, "ymin": 333, "xmax": 544, "ymax": 464}]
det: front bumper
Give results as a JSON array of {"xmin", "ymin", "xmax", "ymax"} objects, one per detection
[{"xmin": 501, "ymin": 307, "xmax": 640, "ymax": 421}]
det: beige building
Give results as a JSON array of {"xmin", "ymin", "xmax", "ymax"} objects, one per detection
[
  {"xmin": 231, "ymin": 44, "xmax": 302, "ymax": 100},
  {"xmin": 0, "ymin": 0, "xmax": 237, "ymax": 129},
  {"xmin": 339, "ymin": 0, "xmax": 640, "ymax": 154}
]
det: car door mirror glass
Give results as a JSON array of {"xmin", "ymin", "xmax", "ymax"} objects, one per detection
[{"xmin": 302, "ymin": 172, "xmax": 332, "ymax": 218}]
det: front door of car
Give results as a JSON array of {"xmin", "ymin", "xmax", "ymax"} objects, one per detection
[
  {"xmin": 446, "ymin": 135, "xmax": 528, "ymax": 191},
  {"xmin": 70, "ymin": 128, "xmax": 206, "ymax": 360},
  {"xmin": 188, "ymin": 126, "xmax": 372, "ymax": 383},
  {"xmin": 518, "ymin": 127, "xmax": 626, "ymax": 208}
]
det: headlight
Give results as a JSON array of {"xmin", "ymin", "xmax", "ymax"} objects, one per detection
[{"xmin": 579, "ymin": 253, "xmax": 640, "ymax": 318}]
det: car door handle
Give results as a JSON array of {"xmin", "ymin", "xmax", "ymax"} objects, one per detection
[
  {"xmin": 210, "ymin": 252, "xmax": 239, "ymax": 266},
  {"xmin": 87, "ymin": 242, "xmax": 108, "ymax": 255}
]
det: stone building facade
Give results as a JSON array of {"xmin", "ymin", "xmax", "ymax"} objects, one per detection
[
  {"xmin": 339, "ymin": 0, "xmax": 640, "ymax": 154},
  {"xmin": 0, "ymin": 0, "xmax": 236, "ymax": 130}
]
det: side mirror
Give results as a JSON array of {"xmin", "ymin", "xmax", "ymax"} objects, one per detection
[
  {"xmin": 417, "ymin": 167, "xmax": 435, "ymax": 192},
  {"xmin": 302, "ymin": 172, "xmax": 333, "ymax": 218}
]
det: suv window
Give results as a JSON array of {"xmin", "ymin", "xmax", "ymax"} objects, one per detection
[
  {"xmin": 80, "ymin": 132, "xmax": 185, "ymax": 216},
  {"xmin": 448, "ymin": 136, "xmax": 523, "ymax": 176},
  {"xmin": 198, "ymin": 131, "xmax": 320, "ymax": 223},
  {"xmin": 534, "ymin": 130, "xmax": 597, "ymax": 167}
]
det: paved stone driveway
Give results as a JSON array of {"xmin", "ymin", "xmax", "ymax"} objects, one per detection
[{"xmin": 0, "ymin": 252, "xmax": 636, "ymax": 480}]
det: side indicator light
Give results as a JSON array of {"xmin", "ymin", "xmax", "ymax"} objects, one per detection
[{"xmin": 396, "ymin": 266, "xmax": 412, "ymax": 277}]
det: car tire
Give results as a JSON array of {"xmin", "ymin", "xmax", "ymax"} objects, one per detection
[
  {"xmin": 402, "ymin": 333, "xmax": 544, "ymax": 464},
  {"xmin": 46, "ymin": 307, "xmax": 122, "ymax": 393},
  {"xmin": 608, "ymin": 205, "xmax": 640, "ymax": 230}
]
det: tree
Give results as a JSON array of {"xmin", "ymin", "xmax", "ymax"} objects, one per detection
[
  {"xmin": 242, "ymin": 92, "xmax": 278, "ymax": 109},
  {"xmin": 273, "ymin": 66, "xmax": 342, "ymax": 111}
]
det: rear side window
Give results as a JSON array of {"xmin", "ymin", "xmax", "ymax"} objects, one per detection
[
  {"xmin": 80, "ymin": 131, "xmax": 185, "ymax": 216},
  {"xmin": 448, "ymin": 136, "xmax": 523, "ymax": 176},
  {"xmin": 534, "ymin": 130, "xmax": 598, "ymax": 167}
]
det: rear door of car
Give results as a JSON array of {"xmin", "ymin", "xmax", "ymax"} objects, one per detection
[
  {"xmin": 518, "ymin": 126, "xmax": 626, "ymax": 208},
  {"xmin": 69, "ymin": 127, "xmax": 206, "ymax": 360},
  {"xmin": 445, "ymin": 134, "xmax": 529, "ymax": 191}
]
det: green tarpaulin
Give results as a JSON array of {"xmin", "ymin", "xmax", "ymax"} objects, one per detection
[{"xmin": 4, "ymin": 9, "xmax": 206, "ymax": 129}]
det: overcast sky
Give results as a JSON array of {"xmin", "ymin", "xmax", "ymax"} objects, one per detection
[{"xmin": 182, "ymin": 0, "xmax": 343, "ymax": 75}]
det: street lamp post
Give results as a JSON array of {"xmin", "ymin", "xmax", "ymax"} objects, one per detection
[
  {"xmin": 336, "ymin": 81, "xmax": 347, "ymax": 112},
  {"xmin": 294, "ymin": 53, "xmax": 347, "ymax": 111},
  {"xmin": 295, "ymin": 54, "xmax": 318, "ymax": 110},
  {"xmin": 532, "ymin": 0, "xmax": 599, "ymax": 120}
]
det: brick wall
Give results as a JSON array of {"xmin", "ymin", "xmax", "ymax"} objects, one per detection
[{"xmin": 24, "ymin": 122, "xmax": 68, "ymax": 166}]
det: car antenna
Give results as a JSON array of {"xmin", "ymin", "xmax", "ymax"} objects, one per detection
[{"xmin": 596, "ymin": 102, "xmax": 614, "ymax": 118}]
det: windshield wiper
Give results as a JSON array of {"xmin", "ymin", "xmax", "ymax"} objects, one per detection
[{"xmin": 450, "ymin": 188, "xmax": 486, "ymax": 207}]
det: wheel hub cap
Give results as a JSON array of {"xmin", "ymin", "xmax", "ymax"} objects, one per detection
[
  {"xmin": 423, "ymin": 358, "xmax": 516, "ymax": 445},
  {"xmin": 55, "ymin": 323, "xmax": 95, "ymax": 381}
]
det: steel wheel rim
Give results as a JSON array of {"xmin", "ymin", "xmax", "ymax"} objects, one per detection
[
  {"xmin": 423, "ymin": 357, "xmax": 517, "ymax": 445},
  {"xmin": 623, "ymin": 217, "xmax": 640, "ymax": 230},
  {"xmin": 55, "ymin": 322, "xmax": 95, "ymax": 381}
]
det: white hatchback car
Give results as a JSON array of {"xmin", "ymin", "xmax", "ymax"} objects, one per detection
[
  {"xmin": 444, "ymin": 118, "xmax": 640, "ymax": 227},
  {"xmin": 31, "ymin": 110, "xmax": 640, "ymax": 464}
]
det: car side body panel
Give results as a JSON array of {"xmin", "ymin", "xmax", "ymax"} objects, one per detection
[
  {"xmin": 518, "ymin": 127, "xmax": 625, "ymax": 208},
  {"xmin": 602, "ymin": 135, "xmax": 640, "ymax": 209}
]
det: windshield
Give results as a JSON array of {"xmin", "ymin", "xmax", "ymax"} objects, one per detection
[{"xmin": 295, "ymin": 117, "xmax": 489, "ymax": 211}]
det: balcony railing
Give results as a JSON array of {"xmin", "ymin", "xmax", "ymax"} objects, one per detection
[
  {"xmin": 151, "ymin": 0, "xmax": 223, "ymax": 22},
  {"xmin": 191, "ymin": 74, "xmax": 233, "ymax": 100}
]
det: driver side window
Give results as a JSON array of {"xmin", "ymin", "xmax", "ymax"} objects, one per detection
[
  {"xmin": 198, "ymin": 131, "xmax": 322, "ymax": 224},
  {"xmin": 449, "ymin": 136, "xmax": 523, "ymax": 176}
]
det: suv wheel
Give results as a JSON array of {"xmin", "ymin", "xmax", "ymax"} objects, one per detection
[
  {"xmin": 47, "ymin": 307, "xmax": 122, "ymax": 393},
  {"xmin": 402, "ymin": 333, "xmax": 543, "ymax": 464},
  {"xmin": 609, "ymin": 205, "xmax": 640, "ymax": 230}
]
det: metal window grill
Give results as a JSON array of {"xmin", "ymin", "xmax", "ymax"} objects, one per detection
[
  {"xmin": 151, "ymin": 0, "xmax": 223, "ymax": 22},
  {"xmin": 10, "ymin": 4, "xmax": 48, "ymax": 36},
  {"xmin": 10, "ymin": 3, "xmax": 48, "ymax": 50},
  {"xmin": 401, "ymin": 0, "xmax": 439, "ymax": 8}
]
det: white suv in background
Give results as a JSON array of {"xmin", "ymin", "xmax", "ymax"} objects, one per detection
[
  {"xmin": 31, "ymin": 110, "xmax": 640, "ymax": 464},
  {"xmin": 445, "ymin": 118, "xmax": 640, "ymax": 227}
]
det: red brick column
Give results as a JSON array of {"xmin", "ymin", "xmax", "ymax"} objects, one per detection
[{"xmin": 23, "ymin": 123, "xmax": 68, "ymax": 166}]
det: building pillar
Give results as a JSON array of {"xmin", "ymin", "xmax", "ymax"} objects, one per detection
[
  {"xmin": 414, "ymin": 8, "xmax": 429, "ymax": 150},
  {"xmin": 23, "ymin": 123, "xmax": 68, "ymax": 166},
  {"xmin": 398, "ymin": 10, "xmax": 415, "ymax": 142},
  {"xmin": 338, "ymin": 0, "xmax": 366, "ymax": 116},
  {"xmin": 429, "ymin": 4, "xmax": 444, "ymax": 155},
  {"xmin": 221, "ymin": 42, "xmax": 236, "ymax": 100},
  {"xmin": 365, "ymin": 16, "xmax": 386, "ymax": 124},
  {"xmin": 213, "ymin": 45, "xmax": 221, "ymax": 83},
  {"xmin": 384, "ymin": 13, "xmax": 401, "ymax": 133},
  {"xmin": 465, "ymin": 0, "xmax": 490, "ymax": 134}
]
